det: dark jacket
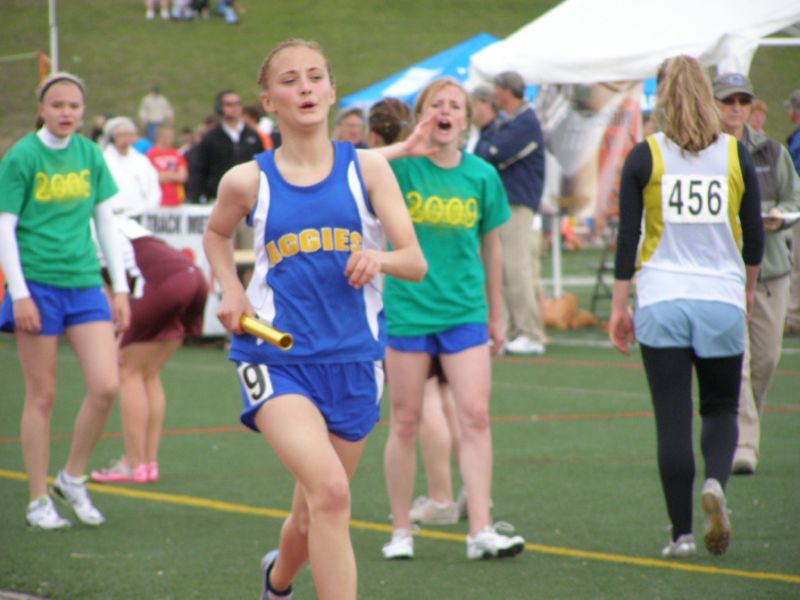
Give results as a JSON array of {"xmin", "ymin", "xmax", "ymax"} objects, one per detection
[
  {"xmin": 188, "ymin": 123, "xmax": 264, "ymax": 202},
  {"xmin": 474, "ymin": 103, "xmax": 545, "ymax": 212}
]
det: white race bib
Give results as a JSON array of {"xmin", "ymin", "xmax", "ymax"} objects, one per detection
[
  {"xmin": 236, "ymin": 362, "xmax": 273, "ymax": 406},
  {"xmin": 661, "ymin": 175, "xmax": 728, "ymax": 224}
]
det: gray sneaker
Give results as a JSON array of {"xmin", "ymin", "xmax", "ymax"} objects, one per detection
[
  {"xmin": 26, "ymin": 495, "xmax": 71, "ymax": 530},
  {"xmin": 409, "ymin": 496, "xmax": 459, "ymax": 525},
  {"xmin": 260, "ymin": 550, "xmax": 293, "ymax": 600},
  {"xmin": 51, "ymin": 470, "xmax": 105, "ymax": 526}
]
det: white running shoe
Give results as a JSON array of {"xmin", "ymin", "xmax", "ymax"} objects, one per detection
[
  {"xmin": 503, "ymin": 336, "xmax": 545, "ymax": 356},
  {"xmin": 466, "ymin": 522, "xmax": 525, "ymax": 560},
  {"xmin": 382, "ymin": 528, "xmax": 414, "ymax": 560},
  {"xmin": 409, "ymin": 496, "xmax": 459, "ymax": 525},
  {"xmin": 661, "ymin": 533, "xmax": 696, "ymax": 558},
  {"xmin": 701, "ymin": 478, "xmax": 730, "ymax": 555},
  {"xmin": 26, "ymin": 495, "xmax": 71, "ymax": 530},
  {"xmin": 260, "ymin": 550, "xmax": 293, "ymax": 600},
  {"xmin": 51, "ymin": 470, "xmax": 105, "ymax": 526}
]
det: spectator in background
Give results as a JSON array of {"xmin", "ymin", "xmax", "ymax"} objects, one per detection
[
  {"xmin": 138, "ymin": 85, "xmax": 174, "ymax": 143},
  {"xmin": 146, "ymin": 125, "xmax": 188, "ymax": 207},
  {"xmin": 101, "ymin": 117, "xmax": 161, "ymax": 216},
  {"xmin": 610, "ymin": 57, "xmax": 763, "ymax": 558},
  {"xmin": 366, "ymin": 98, "xmax": 413, "ymax": 149},
  {"xmin": 89, "ymin": 115, "xmax": 108, "ymax": 143},
  {"xmin": 475, "ymin": 71, "xmax": 547, "ymax": 356},
  {"xmin": 0, "ymin": 72, "xmax": 130, "ymax": 530},
  {"xmin": 177, "ymin": 125, "xmax": 195, "ymax": 155},
  {"xmin": 367, "ymin": 97, "xmax": 464, "ymax": 526},
  {"xmin": 91, "ymin": 215, "xmax": 207, "ymax": 484},
  {"xmin": 187, "ymin": 90, "xmax": 263, "ymax": 204},
  {"xmin": 144, "ymin": 0, "xmax": 170, "ymax": 19},
  {"xmin": 242, "ymin": 103, "xmax": 274, "ymax": 151},
  {"xmin": 377, "ymin": 78, "xmax": 524, "ymax": 562},
  {"xmin": 787, "ymin": 90, "xmax": 800, "ymax": 173},
  {"xmin": 189, "ymin": 0, "xmax": 209, "ymax": 19},
  {"xmin": 466, "ymin": 85, "xmax": 495, "ymax": 152},
  {"xmin": 170, "ymin": 0, "xmax": 194, "ymax": 19},
  {"xmin": 747, "ymin": 99, "xmax": 768, "ymax": 134},
  {"xmin": 713, "ymin": 73, "xmax": 800, "ymax": 475},
  {"xmin": 214, "ymin": 0, "xmax": 239, "ymax": 24},
  {"xmin": 333, "ymin": 106, "xmax": 367, "ymax": 148},
  {"xmin": 785, "ymin": 90, "xmax": 800, "ymax": 335}
]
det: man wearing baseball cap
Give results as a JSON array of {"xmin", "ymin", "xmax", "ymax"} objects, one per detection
[
  {"xmin": 474, "ymin": 71, "xmax": 547, "ymax": 356},
  {"xmin": 713, "ymin": 73, "xmax": 800, "ymax": 474}
]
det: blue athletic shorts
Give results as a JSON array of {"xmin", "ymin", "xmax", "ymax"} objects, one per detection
[
  {"xmin": 0, "ymin": 281, "xmax": 111, "ymax": 335},
  {"xmin": 634, "ymin": 299, "xmax": 745, "ymax": 358},
  {"xmin": 235, "ymin": 360, "xmax": 384, "ymax": 442},
  {"xmin": 386, "ymin": 323, "xmax": 488, "ymax": 355}
]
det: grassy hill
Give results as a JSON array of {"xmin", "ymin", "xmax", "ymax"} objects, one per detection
[{"xmin": 1, "ymin": 0, "xmax": 798, "ymax": 155}]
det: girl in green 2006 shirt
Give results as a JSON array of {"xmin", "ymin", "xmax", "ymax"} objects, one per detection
[
  {"xmin": 376, "ymin": 77, "xmax": 526, "ymax": 562},
  {"xmin": 0, "ymin": 72, "xmax": 131, "ymax": 531}
]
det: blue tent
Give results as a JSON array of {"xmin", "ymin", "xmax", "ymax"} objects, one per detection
[{"xmin": 339, "ymin": 33, "xmax": 537, "ymax": 112}]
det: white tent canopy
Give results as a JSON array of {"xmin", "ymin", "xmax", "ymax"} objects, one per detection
[{"xmin": 468, "ymin": 0, "xmax": 800, "ymax": 86}]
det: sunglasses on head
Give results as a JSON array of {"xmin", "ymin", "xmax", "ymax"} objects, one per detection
[{"xmin": 721, "ymin": 95, "xmax": 752, "ymax": 106}]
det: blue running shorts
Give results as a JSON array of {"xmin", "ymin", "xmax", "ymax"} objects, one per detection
[
  {"xmin": 0, "ymin": 281, "xmax": 111, "ymax": 335},
  {"xmin": 634, "ymin": 299, "xmax": 745, "ymax": 358},
  {"xmin": 236, "ymin": 360, "xmax": 384, "ymax": 442},
  {"xmin": 387, "ymin": 323, "xmax": 488, "ymax": 355}
]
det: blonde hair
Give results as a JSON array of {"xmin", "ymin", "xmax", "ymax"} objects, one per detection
[
  {"xmin": 368, "ymin": 98, "xmax": 413, "ymax": 145},
  {"xmin": 37, "ymin": 71, "xmax": 86, "ymax": 102},
  {"xmin": 654, "ymin": 56, "xmax": 719, "ymax": 154},
  {"xmin": 257, "ymin": 39, "xmax": 334, "ymax": 89},
  {"xmin": 750, "ymin": 99, "xmax": 768, "ymax": 115},
  {"xmin": 413, "ymin": 77, "xmax": 473, "ymax": 124}
]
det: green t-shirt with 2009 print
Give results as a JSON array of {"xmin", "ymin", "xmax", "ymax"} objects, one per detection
[
  {"xmin": 0, "ymin": 132, "xmax": 118, "ymax": 288},
  {"xmin": 385, "ymin": 152, "xmax": 510, "ymax": 337}
]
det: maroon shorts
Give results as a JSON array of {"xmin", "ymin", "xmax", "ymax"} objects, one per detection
[{"xmin": 120, "ymin": 237, "xmax": 208, "ymax": 348}]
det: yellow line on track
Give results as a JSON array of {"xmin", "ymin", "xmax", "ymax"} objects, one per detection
[{"xmin": 2, "ymin": 469, "xmax": 798, "ymax": 585}]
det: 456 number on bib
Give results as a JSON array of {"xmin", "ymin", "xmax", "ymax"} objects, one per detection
[{"xmin": 661, "ymin": 175, "xmax": 728, "ymax": 224}]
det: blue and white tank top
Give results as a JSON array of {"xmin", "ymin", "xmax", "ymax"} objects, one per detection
[{"xmin": 228, "ymin": 141, "xmax": 386, "ymax": 365}]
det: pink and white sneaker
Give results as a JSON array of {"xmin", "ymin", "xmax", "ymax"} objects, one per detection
[
  {"xmin": 90, "ymin": 457, "xmax": 148, "ymax": 484},
  {"xmin": 147, "ymin": 461, "xmax": 159, "ymax": 482}
]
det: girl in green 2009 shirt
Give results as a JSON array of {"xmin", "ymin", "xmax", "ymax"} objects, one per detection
[
  {"xmin": 376, "ymin": 77, "xmax": 526, "ymax": 562},
  {"xmin": 0, "ymin": 72, "xmax": 131, "ymax": 531}
]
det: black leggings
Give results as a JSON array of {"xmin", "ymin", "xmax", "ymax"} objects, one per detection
[{"xmin": 640, "ymin": 344, "xmax": 742, "ymax": 540}]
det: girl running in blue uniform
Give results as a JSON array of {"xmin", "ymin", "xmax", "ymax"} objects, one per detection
[{"xmin": 203, "ymin": 39, "xmax": 426, "ymax": 600}]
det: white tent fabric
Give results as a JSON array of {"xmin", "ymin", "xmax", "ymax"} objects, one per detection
[{"xmin": 469, "ymin": 0, "xmax": 800, "ymax": 86}]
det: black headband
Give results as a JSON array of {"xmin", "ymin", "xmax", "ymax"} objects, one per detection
[{"xmin": 38, "ymin": 75, "xmax": 85, "ymax": 102}]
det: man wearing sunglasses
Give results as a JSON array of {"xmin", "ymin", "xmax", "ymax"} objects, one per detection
[{"xmin": 712, "ymin": 73, "xmax": 800, "ymax": 475}]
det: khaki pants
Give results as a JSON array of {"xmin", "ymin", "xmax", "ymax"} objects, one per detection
[
  {"xmin": 737, "ymin": 274, "xmax": 790, "ymax": 456},
  {"xmin": 786, "ymin": 223, "xmax": 800, "ymax": 331},
  {"xmin": 499, "ymin": 205, "xmax": 545, "ymax": 342}
]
